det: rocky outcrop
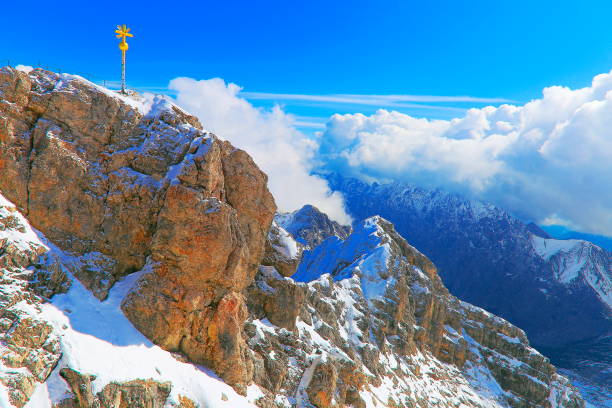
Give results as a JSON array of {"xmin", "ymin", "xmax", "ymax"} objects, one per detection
[
  {"xmin": 246, "ymin": 222, "xmax": 305, "ymax": 331},
  {"xmin": 56, "ymin": 368, "xmax": 172, "ymax": 408},
  {"xmin": 245, "ymin": 216, "xmax": 585, "ymax": 408},
  {"xmin": 261, "ymin": 221, "xmax": 303, "ymax": 277},
  {"xmin": 0, "ymin": 67, "xmax": 276, "ymax": 391}
]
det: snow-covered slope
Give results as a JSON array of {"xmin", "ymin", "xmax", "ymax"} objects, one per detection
[
  {"xmin": 0, "ymin": 193, "xmax": 262, "ymax": 408},
  {"xmin": 244, "ymin": 215, "xmax": 584, "ymax": 407}
]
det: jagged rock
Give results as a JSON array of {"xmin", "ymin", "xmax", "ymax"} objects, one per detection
[
  {"xmin": 246, "ymin": 266, "xmax": 307, "ymax": 331},
  {"xmin": 245, "ymin": 216, "xmax": 585, "ymax": 408},
  {"xmin": 58, "ymin": 368, "xmax": 97, "ymax": 407},
  {"xmin": 176, "ymin": 395, "xmax": 198, "ymax": 408},
  {"xmin": 98, "ymin": 379, "xmax": 172, "ymax": 408},
  {"xmin": 0, "ymin": 67, "xmax": 276, "ymax": 391},
  {"xmin": 306, "ymin": 359, "xmax": 337, "ymax": 408},
  {"xmin": 57, "ymin": 368, "xmax": 172, "ymax": 408},
  {"xmin": 261, "ymin": 221, "xmax": 303, "ymax": 277},
  {"xmin": 247, "ymin": 224, "xmax": 306, "ymax": 330},
  {"xmin": 0, "ymin": 198, "xmax": 62, "ymax": 407}
]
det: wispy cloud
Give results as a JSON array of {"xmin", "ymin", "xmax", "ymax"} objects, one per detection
[
  {"xmin": 293, "ymin": 115, "xmax": 328, "ymax": 129},
  {"xmin": 240, "ymin": 91, "xmax": 514, "ymax": 111},
  {"xmin": 294, "ymin": 121, "xmax": 327, "ymax": 129}
]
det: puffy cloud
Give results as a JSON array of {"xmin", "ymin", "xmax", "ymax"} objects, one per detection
[
  {"xmin": 318, "ymin": 71, "xmax": 612, "ymax": 236},
  {"xmin": 168, "ymin": 77, "xmax": 351, "ymax": 224}
]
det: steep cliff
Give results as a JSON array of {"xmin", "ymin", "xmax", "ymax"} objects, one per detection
[{"xmin": 0, "ymin": 66, "xmax": 275, "ymax": 395}]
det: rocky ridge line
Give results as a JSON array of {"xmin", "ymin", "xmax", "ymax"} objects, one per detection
[{"xmin": 244, "ymin": 208, "xmax": 585, "ymax": 408}]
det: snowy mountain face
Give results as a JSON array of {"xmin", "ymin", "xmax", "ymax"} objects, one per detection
[
  {"xmin": 531, "ymin": 237, "xmax": 612, "ymax": 408},
  {"xmin": 245, "ymin": 214, "xmax": 584, "ymax": 407},
  {"xmin": 532, "ymin": 237, "xmax": 611, "ymax": 309},
  {"xmin": 324, "ymin": 174, "xmax": 611, "ymax": 406},
  {"xmin": 276, "ymin": 204, "xmax": 351, "ymax": 249},
  {"xmin": 0, "ymin": 66, "xmax": 586, "ymax": 407}
]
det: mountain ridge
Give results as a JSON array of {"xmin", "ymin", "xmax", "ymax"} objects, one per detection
[{"xmin": 323, "ymin": 173, "xmax": 611, "ymax": 407}]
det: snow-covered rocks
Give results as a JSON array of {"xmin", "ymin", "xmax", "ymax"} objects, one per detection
[
  {"xmin": 244, "ymin": 215, "xmax": 585, "ymax": 408},
  {"xmin": 0, "ymin": 196, "xmax": 61, "ymax": 407}
]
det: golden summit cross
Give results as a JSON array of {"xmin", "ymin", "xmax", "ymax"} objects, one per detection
[{"xmin": 115, "ymin": 25, "xmax": 133, "ymax": 94}]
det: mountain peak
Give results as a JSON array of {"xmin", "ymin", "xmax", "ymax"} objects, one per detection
[{"xmin": 275, "ymin": 204, "xmax": 351, "ymax": 248}]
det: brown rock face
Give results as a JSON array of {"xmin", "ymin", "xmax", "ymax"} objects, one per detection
[
  {"xmin": 246, "ymin": 222, "xmax": 306, "ymax": 331},
  {"xmin": 0, "ymin": 67, "xmax": 276, "ymax": 390},
  {"xmin": 261, "ymin": 221, "xmax": 303, "ymax": 277},
  {"xmin": 306, "ymin": 360, "xmax": 337, "ymax": 408}
]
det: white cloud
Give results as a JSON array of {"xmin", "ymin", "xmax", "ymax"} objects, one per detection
[
  {"xmin": 318, "ymin": 71, "xmax": 612, "ymax": 236},
  {"xmin": 168, "ymin": 77, "xmax": 351, "ymax": 225},
  {"xmin": 14, "ymin": 64, "xmax": 34, "ymax": 73}
]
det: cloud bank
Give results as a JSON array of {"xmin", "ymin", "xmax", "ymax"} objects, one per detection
[
  {"xmin": 168, "ymin": 77, "xmax": 351, "ymax": 224},
  {"xmin": 318, "ymin": 71, "xmax": 612, "ymax": 236}
]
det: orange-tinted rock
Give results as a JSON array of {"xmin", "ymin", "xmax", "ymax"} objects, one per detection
[
  {"xmin": 306, "ymin": 360, "xmax": 337, "ymax": 408},
  {"xmin": 0, "ymin": 67, "xmax": 276, "ymax": 390}
]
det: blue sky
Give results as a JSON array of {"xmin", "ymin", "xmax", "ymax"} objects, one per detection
[
  {"xmin": 4, "ymin": 1, "xmax": 612, "ymax": 235},
  {"xmin": 5, "ymin": 1, "xmax": 612, "ymax": 129}
]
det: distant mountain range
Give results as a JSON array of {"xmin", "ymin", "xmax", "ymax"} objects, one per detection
[{"xmin": 324, "ymin": 173, "xmax": 611, "ymax": 407}]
